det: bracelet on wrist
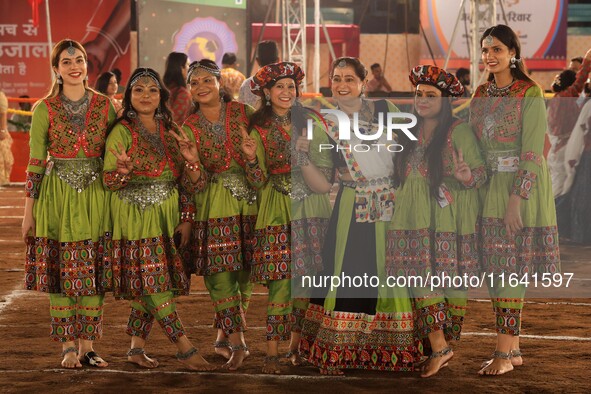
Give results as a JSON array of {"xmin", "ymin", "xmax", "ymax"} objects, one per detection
[{"xmin": 185, "ymin": 160, "xmax": 201, "ymax": 172}]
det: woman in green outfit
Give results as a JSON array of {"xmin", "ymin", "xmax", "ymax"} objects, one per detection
[
  {"xmin": 22, "ymin": 39, "xmax": 115, "ymax": 369},
  {"xmin": 103, "ymin": 67, "xmax": 215, "ymax": 371},
  {"xmin": 470, "ymin": 24, "xmax": 560, "ymax": 376},
  {"xmin": 182, "ymin": 59, "xmax": 255, "ymax": 371},
  {"xmin": 242, "ymin": 62, "xmax": 333, "ymax": 374},
  {"xmin": 300, "ymin": 57, "xmax": 421, "ymax": 375},
  {"xmin": 387, "ymin": 65, "xmax": 486, "ymax": 377}
]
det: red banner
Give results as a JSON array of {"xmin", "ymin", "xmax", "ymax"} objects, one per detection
[{"xmin": 0, "ymin": 0, "xmax": 131, "ymax": 99}]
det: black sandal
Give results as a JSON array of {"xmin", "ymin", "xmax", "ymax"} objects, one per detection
[{"xmin": 82, "ymin": 351, "xmax": 108, "ymax": 367}]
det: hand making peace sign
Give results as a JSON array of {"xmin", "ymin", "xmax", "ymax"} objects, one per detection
[
  {"xmin": 109, "ymin": 143, "xmax": 134, "ymax": 175},
  {"xmin": 169, "ymin": 127, "xmax": 199, "ymax": 164},
  {"xmin": 452, "ymin": 148, "xmax": 472, "ymax": 183},
  {"xmin": 240, "ymin": 126, "xmax": 257, "ymax": 162}
]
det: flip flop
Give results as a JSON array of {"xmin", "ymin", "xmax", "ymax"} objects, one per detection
[{"xmin": 82, "ymin": 351, "xmax": 108, "ymax": 367}]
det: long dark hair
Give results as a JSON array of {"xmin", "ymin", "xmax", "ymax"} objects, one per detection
[
  {"xmin": 95, "ymin": 71, "xmax": 115, "ymax": 95},
  {"xmin": 163, "ymin": 52, "xmax": 188, "ymax": 89},
  {"xmin": 107, "ymin": 67, "xmax": 174, "ymax": 134},
  {"xmin": 248, "ymin": 77, "xmax": 301, "ymax": 131},
  {"xmin": 480, "ymin": 24, "xmax": 536, "ymax": 85},
  {"xmin": 186, "ymin": 59, "xmax": 232, "ymax": 112},
  {"xmin": 393, "ymin": 95, "xmax": 455, "ymax": 201}
]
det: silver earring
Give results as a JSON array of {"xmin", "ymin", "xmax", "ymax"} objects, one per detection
[
  {"xmin": 56, "ymin": 74, "xmax": 63, "ymax": 84},
  {"xmin": 510, "ymin": 57, "xmax": 517, "ymax": 69},
  {"xmin": 127, "ymin": 108, "xmax": 137, "ymax": 119},
  {"xmin": 154, "ymin": 106, "xmax": 164, "ymax": 119},
  {"xmin": 265, "ymin": 94, "xmax": 271, "ymax": 106}
]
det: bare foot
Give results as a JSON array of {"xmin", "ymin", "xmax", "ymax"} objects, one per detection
[
  {"xmin": 421, "ymin": 349, "xmax": 454, "ymax": 378},
  {"xmin": 213, "ymin": 341, "xmax": 232, "ymax": 360},
  {"xmin": 62, "ymin": 349, "xmax": 82, "ymax": 369},
  {"xmin": 480, "ymin": 350, "xmax": 523, "ymax": 368},
  {"xmin": 223, "ymin": 346, "xmax": 249, "ymax": 371},
  {"xmin": 478, "ymin": 357, "xmax": 514, "ymax": 376},
  {"xmin": 177, "ymin": 348, "xmax": 216, "ymax": 372},
  {"xmin": 319, "ymin": 367, "xmax": 344, "ymax": 376},
  {"xmin": 262, "ymin": 356, "xmax": 282, "ymax": 374},
  {"xmin": 128, "ymin": 353, "xmax": 159, "ymax": 368},
  {"xmin": 286, "ymin": 350, "xmax": 304, "ymax": 366}
]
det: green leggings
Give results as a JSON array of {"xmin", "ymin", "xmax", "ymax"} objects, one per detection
[
  {"xmin": 49, "ymin": 294, "xmax": 104, "ymax": 342},
  {"xmin": 126, "ymin": 291, "xmax": 186, "ymax": 343}
]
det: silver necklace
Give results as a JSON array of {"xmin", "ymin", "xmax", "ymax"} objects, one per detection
[
  {"xmin": 197, "ymin": 101, "xmax": 227, "ymax": 138},
  {"xmin": 137, "ymin": 120, "xmax": 165, "ymax": 157},
  {"xmin": 487, "ymin": 79, "xmax": 515, "ymax": 97},
  {"xmin": 60, "ymin": 91, "xmax": 89, "ymax": 129},
  {"xmin": 272, "ymin": 110, "xmax": 291, "ymax": 127}
]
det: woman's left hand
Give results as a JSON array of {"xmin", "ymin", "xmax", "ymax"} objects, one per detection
[
  {"xmin": 170, "ymin": 128, "xmax": 199, "ymax": 164},
  {"xmin": 504, "ymin": 194, "xmax": 523, "ymax": 237},
  {"xmin": 173, "ymin": 222, "xmax": 192, "ymax": 248},
  {"xmin": 452, "ymin": 148, "xmax": 472, "ymax": 183}
]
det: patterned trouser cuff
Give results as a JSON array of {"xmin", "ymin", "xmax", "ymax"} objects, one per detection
[
  {"xmin": 126, "ymin": 308, "xmax": 155, "ymax": 340},
  {"xmin": 50, "ymin": 316, "xmax": 77, "ymax": 342},
  {"xmin": 267, "ymin": 314, "xmax": 291, "ymax": 341},
  {"xmin": 77, "ymin": 315, "xmax": 103, "ymax": 341},
  {"xmin": 291, "ymin": 307, "xmax": 307, "ymax": 333},
  {"xmin": 215, "ymin": 305, "xmax": 246, "ymax": 335},
  {"xmin": 416, "ymin": 302, "xmax": 449, "ymax": 338},
  {"xmin": 495, "ymin": 306, "xmax": 521, "ymax": 336},
  {"xmin": 157, "ymin": 311, "xmax": 186, "ymax": 343}
]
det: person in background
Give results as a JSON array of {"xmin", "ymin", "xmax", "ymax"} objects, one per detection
[
  {"xmin": 8, "ymin": 95, "xmax": 32, "ymax": 132},
  {"xmin": 220, "ymin": 52, "xmax": 246, "ymax": 100},
  {"xmin": 163, "ymin": 52, "xmax": 193, "ymax": 125},
  {"xmin": 95, "ymin": 71, "xmax": 123, "ymax": 114},
  {"xmin": 366, "ymin": 63, "xmax": 392, "ymax": 97},
  {"xmin": 547, "ymin": 48, "xmax": 591, "ymax": 200},
  {"xmin": 569, "ymin": 56, "xmax": 583, "ymax": 73},
  {"xmin": 0, "ymin": 89, "xmax": 14, "ymax": 186},
  {"xmin": 456, "ymin": 67, "xmax": 472, "ymax": 97},
  {"xmin": 112, "ymin": 68, "xmax": 125, "ymax": 94},
  {"xmin": 238, "ymin": 40, "xmax": 280, "ymax": 109}
]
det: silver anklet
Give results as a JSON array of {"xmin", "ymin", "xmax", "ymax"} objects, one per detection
[
  {"xmin": 176, "ymin": 347, "xmax": 198, "ymax": 360},
  {"xmin": 127, "ymin": 348, "xmax": 146, "ymax": 357}
]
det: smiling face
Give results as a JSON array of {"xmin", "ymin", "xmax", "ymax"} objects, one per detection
[
  {"xmin": 414, "ymin": 84, "xmax": 443, "ymax": 119},
  {"xmin": 481, "ymin": 36, "xmax": 515, "ymax": 75},
  {"xmin": 264, "ymin": 77, "xmax": 297, "ymax": 114},
  {"xmin": 130, "ymin": 77, "xmax": 161, "ymax": 116},
  {"xmin": 53, "ymin": 48, "xmax": 87, "ymax": 86},
  {"xmin": 330, "ymin": 64, "xmax": 366, "ymax": 103},
  {"xmin": 188, "ymin": 68, "xmax": 220, "ymax": 105}
]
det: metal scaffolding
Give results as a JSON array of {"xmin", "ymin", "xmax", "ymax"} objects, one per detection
[
  {"xmin": 470, "ymin": 0, "xmax": 497, "ymax": 92},
  {"xmin": 282, "ymin": 0, "xmax": 307, "ymax": 91}
]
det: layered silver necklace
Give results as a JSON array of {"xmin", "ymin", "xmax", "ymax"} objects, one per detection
[
  {"xmin": 487, "ymin": 79, "xmax": 515, "ymax": 97},
  {"xmin": 197, "ymin": 100, "xmax": 227, "ymax": 138},
  {"xmin": 272, "ymin": 110, "xmax": 291, "ymax": 127},
  {"xmin": 60, "ymin": 91, "xmax": 90, "ymax": 129},
  {"xmin": 137, "ymin": 119, "xmax": 165, "ymax": 157}
]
